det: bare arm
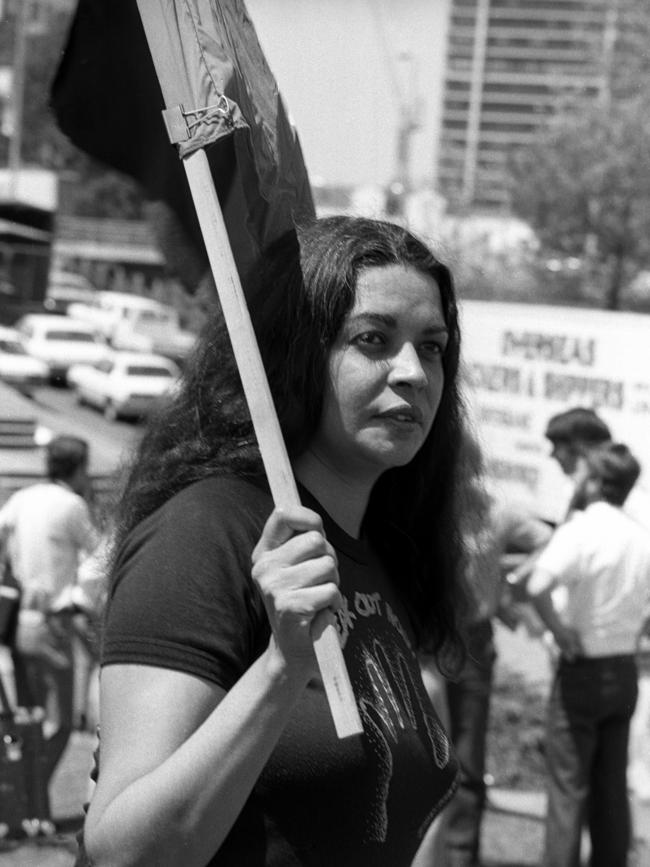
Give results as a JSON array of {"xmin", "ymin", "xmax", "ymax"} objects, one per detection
[
  {"xmin": 84, "ymin": 505, "xmax": 342, "ymax": 867},
  {"xmin": 528, "ymin": 579, "xmax": 584, "ymax": 661}
]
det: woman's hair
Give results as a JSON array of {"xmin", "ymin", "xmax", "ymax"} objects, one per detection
[{"xmin": 110, "ymin": 215, "xmax": 471, "ymax": 660}]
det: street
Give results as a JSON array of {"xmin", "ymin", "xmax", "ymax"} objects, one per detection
[{"xmin": 22, "ymin": 383, "xmax": 143, "ymax": 478}]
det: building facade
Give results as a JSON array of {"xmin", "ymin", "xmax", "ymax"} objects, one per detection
[
  {"xmin": 246, "ymin": 0, "xmax": 450, "ymax": 191},
  {"xmin": 436, "ymin": 0, "xmax": 617, "ymax": 212}
]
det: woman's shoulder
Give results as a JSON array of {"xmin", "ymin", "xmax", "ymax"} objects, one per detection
[
  {"xmin": 155, "ymin": 474, "xmax": 272, "ymax": 535},
  {"xmin": 171, "ymin": 474, "xmax": 271, "ymax": 508},
  {"xmin": 112, "ymin": 475, "xmax": 273, "ymax": 593},
  {"xmin": 117, "ymin": 474, "xmax": 272, "ymax": 558}
]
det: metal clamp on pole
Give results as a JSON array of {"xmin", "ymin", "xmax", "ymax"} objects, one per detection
[
  {"xmin": 163, "ymin": 97, "xmax": 234, "ymax": 146},
  {"xmin": 162, "ymin": 105, "xmax": 190, "ymax": 145}
]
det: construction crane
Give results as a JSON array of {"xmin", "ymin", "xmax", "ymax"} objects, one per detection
[{"xmin": 367, "ymin": 2, "xmax": 423, "ymax": 216}]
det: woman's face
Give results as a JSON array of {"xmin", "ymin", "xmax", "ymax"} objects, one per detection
[{"xmin": 308, "ymin": 263, "xmax": 448, "ymax": 485}]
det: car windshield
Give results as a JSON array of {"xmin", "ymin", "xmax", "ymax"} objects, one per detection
[
  {"xmin": 142, "ymin": 310, "xmax": 171, "ymax": 322},
  {"xmin": 0, "ymin": 339, "xmax": 27, "ymax": 355},
  {"xmin": 48, "ymin": 288, "xmax": 94, "ymax": 302},
  {"xmin": 126, "ymin": 365, "xmax": 173, "ymax": 377},
  {"xmin": 44, "ymin": 331, "xmax": 96, "ymax": 343}
]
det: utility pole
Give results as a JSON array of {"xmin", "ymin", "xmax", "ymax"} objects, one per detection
[
  {"xmin": 394, "ymin": 52, "xmax": 421, "ymax": 193},
  {"xmin": 599, "ymin": 0, "xmax": 620, "ymax": 107},
  {"xmin": 462, "ymin": 0, "xmax": 490, "ymax": 208},
  {"xmin": 8, "ymin": 0, "xmax": 28, "ymax": 199},
  {"xmin": 384, "ymin": 51, "xmax": 422, "ymax": 218}
]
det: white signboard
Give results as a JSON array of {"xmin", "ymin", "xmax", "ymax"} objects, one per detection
[
  {"xmin": 0, "ymin": 168, "xmax": 58, "ymax": 212},
  {"xmin": 460, "ymin": 300, "xmax": 650, "ymax": 524}
]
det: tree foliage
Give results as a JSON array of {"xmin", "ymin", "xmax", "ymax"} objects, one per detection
[
  {"xmin": 506, "ymin": 0, "xmax": 650, "ymax": 310},
  {"xmin": 508, "ymin": 95, "xmax": 650, "ymax": 311}
]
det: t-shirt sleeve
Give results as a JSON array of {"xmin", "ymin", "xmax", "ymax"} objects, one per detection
[{"xmin": 101, "ymin": 479, "xmax": 271, "ymax": 690}]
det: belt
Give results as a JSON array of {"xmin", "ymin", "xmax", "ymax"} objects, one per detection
[{"xmin": 560, "ymin": 653, "xmax": 636, "ymax": 666}]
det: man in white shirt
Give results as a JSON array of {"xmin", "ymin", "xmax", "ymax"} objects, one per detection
[
  {"xmin": 0, "ymin": 435, "xmax": 99, "ymax": 788},
  {"xmin": 544, "ymin": 407, "xmax": 612, "ymax": 523},
  {"xmin": 528, "ymin": 442, "xmax": 650, "ymax": 867},
  {"xmin": 544, "ymin": 405, "xmax": 650, "ymax": 532}
]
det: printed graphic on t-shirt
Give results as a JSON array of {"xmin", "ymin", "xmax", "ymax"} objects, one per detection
[{"xmin": 335, "ymin": 588, "xmax": 454, "ymax": 844}]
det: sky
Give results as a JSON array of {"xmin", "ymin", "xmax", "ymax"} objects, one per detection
[{"xmin": 245, "ymin": 0, "xmax": 451, "ymax": 190}]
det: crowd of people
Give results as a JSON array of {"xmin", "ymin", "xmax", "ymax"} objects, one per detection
[{"xmin": 0, "ymin": 215, "xmax": 649, "ymax": 867}]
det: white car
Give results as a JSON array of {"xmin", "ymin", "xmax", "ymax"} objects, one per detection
[
  {"xmin": 44, "ymin": 271, "xmax": 98, "ymax": 313},
  {"xmin": 14, "ymin": 314, "xmax": 109, "ymax": 384},
  {"xmin": 0, "ymin": 325, "xmax": 49, "ymax": 395},
  {"xmin": 68, "ymin": 290, "xmax": 195, "ymax": 363},
  {"xmin": 68, "ymin": 352, "xmax": 180, "ymax": 421}
]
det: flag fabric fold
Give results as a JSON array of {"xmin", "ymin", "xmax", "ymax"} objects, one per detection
[
  {"xmin": 52, "ymin": 0, "xmax": 362, "ymax": 740},
  {"xmin": 51, "ymin": 0, "xmax": 315, "ymax": 287}
]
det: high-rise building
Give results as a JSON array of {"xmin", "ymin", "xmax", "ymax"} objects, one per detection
[{"xmin": 436, "ymin": 0, "xmax": 618, "ymax": 212}]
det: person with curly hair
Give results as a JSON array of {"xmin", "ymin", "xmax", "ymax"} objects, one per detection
[{"xmin": 79, "ymin": 216, "xmax": 474, "ymax": 867}]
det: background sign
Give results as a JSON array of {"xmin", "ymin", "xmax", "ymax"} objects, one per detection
[{"xmin": 460, "ymin": 300, "xmax": 650, "ymax": 524}]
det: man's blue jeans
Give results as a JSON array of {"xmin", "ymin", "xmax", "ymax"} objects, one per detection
[
  {"xmin": 443, "ymin": 619, "xmax": 496, "ymax": 867},
  {"xmin": 543, "ymin": 655, "xmax": 638, "ymax": 867}
]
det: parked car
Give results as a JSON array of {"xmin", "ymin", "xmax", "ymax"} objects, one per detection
[
  {"xmin": 0, "ymin": 325, "xmax": 49, "ymax": 394},
  {"xmin": 67, "ymin": 351, "xmax": 180, "ymax": 421},
  {"xmin": 43, "ymin": 285, "xmax": 98, "ymax": 315},
  {"xmin": 14, "ymin": 314, "xmax": 108, "ymax": 384},
  {"xmin": 68, "ymin": 290, "xmax": 195, "ymax": 363},
  {"xmin": 43, "ymin": 271, "xmax": 98, "ymax": 314}
]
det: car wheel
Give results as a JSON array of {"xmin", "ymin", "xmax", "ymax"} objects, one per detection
[{"xmin": 104, "ymin": 400, "xmax": 119, "ymax": 422}]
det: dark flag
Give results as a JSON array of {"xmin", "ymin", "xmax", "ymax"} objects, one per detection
[
  {"xmin": 50, "ymin": 0, "xmax": 315, "ymax": 291},
  {"xmin": 52, "ymin": 0, "xmax": 361, "ymax": 737}
]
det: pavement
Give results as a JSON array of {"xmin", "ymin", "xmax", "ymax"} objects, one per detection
[
  {"xmin": 0, "ymin": 609, "xmax": 649, "ymax": 865},
  {"xmin": 0, "ymin": 731, "xmax": 93, "ymax": 867},
  {"xmin": 0, "ymin": 731, "xmax": 647, "ymax": 866},
  {"xmin": 1, "ymin": 694, "xmax": 648, "ymax": 865},
  {"xmin": 0, "ymin": 381, "xmax": 130, "ymax": 480},
  {"xmin": 3, "ymin": 729, "xmax": 552, "ymax": 867}
]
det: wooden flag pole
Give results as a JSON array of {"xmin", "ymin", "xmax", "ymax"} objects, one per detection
[
  {"xmin": 135, "ymin": 1, "xmax": 362, "ymax": 739},
  {"xmin": 183, "ymin": 151, "xmax": 362, "ymax": 739}
]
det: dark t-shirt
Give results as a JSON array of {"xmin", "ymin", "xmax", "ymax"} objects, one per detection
[{"xmin": 102, "ymin": 476, "xmax": 458, "ymax": 866}]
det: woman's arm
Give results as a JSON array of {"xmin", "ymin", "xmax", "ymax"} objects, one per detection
[{"xmin": 84, "ymin": 505, "xmax": 341, "ymax": 867}]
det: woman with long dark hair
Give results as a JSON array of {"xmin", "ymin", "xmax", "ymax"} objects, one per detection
[{"xmin": 82, "ymin": 216, "xmax": 470, "ymax": 867}]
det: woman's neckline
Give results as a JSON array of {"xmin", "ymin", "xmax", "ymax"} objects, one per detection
[{"xmin": 297, "ymin": 482, "xmax": 372, "ymax": 564}]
